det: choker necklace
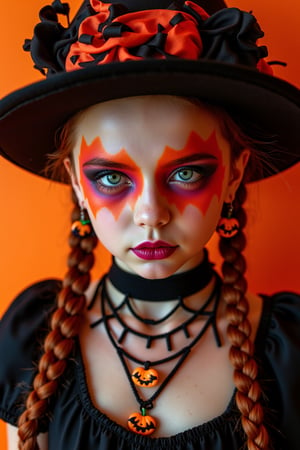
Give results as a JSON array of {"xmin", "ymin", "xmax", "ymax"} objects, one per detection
[
  {"xmin": 89, "ymin": 252, "xmax": 222, "ymax": 437},
  {"xmin": 107, "ymin": 248, "xmax": 214, "ymax": 301}
]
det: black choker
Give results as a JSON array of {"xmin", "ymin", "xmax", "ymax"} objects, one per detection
[
  {"xmin": 107, "ymin": 249, "xmax": 214, "ymax": 301},
  {"xmin": 88, "ymin": 262, "xmax": 222, "ymax": 437},
  {"xmin": 88, "ymin": 248, "xmax": 221, "ymax": 437}
]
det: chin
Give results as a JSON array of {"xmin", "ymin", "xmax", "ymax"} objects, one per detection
[
  {"xmin": 115, "ymin": 251, "xmax": 205, "ymax": 279},
  {"xmin": 126, "ymin": 259, "xmax": 194, "ymax": 280}
]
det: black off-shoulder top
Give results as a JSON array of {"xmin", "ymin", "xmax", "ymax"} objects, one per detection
[{"xmin": 0, "ymin": 279, "xmax": 300, "ymax": 450}]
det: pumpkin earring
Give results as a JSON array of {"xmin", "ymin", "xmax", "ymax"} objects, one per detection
[
  {"xmin": 71, "ymin": 207, "xmax": 93, "ymax": 238},
  {"xmin": 216, "ymin": 202, "xmax": 239, "ymax": 238}
]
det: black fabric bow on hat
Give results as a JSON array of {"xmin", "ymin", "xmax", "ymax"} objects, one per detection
[
  {"xmin": 0, "ymin": 0, "xmax": 298, "ymax": 181},
  {"xmin": 24, "ymin": 0, "xmax": 269, "ymax": 77}
]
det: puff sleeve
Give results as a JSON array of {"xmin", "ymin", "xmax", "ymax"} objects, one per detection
[{"xmin": 262, "ymin": 292, "xmax": 300, "ymax": 449}]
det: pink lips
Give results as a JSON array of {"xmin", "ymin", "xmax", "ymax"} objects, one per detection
[{"xmin": 131, "ymin": 240, "xmax": 177, "ymax": 260}]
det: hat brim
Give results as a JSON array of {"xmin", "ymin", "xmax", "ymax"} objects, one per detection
[{"xmin": 0, "ymin": 59, "xmax": 299, "ymax": 182}]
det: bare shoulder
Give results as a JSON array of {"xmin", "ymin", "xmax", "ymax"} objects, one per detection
[
  {"xmin": 6, "ymin": 424, "xmax": 18, "ymax": 450},
  {"xmin": 6, "ymin": 424, "xmax": 48, "ymax": 450}
]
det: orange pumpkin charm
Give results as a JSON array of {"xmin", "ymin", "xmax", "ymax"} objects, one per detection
[
  {"xmin": 71, "ymin": 220, "xmax": 92, "ymax": 237},
  {"xmin": 216, "ymin": 217, "xmax": 239, "ymax": 238},
  {"xmin": 128, "ymin": 409, "xmax": 156, "ymax": 435},
  {"xmin": 131, "ymin": 366, "xmax": 159, "ymax": 388}
]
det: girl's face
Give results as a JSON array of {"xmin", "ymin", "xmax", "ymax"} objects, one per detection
[{"xmin": 68, "ymin": 96, "xmax": 248, "ymax": 279}]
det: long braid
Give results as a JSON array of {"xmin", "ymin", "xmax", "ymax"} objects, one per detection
[
  {"xmin": 17, "ymin": 192, "xmax": 97, "ymax": 449},
  {"xmin": 219, "ymin": 183, "xmax": 269, "ymax": 450},
  {"xmin": 39, "ymin": 100, "xmax": 272, "ymax": 449}
]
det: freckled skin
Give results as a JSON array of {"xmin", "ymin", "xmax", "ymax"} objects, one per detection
[{"xmin": 72, "ymin": 96, "xmax": 235, "ymax": 279}]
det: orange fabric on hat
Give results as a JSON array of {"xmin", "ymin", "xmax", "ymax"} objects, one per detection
[{"xmin": 65, "ymin": 1, "xmax": 207, "ymax": 69}]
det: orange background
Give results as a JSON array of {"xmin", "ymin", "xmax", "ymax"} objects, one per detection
[{"xmin": 0, "ymin": 0, "xmax": 299, "ymax": 446}]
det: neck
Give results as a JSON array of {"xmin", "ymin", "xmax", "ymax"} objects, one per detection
[
  {"xmin": 106, "ymin": 275, "xmax": 218, "ymax": 323},
  {"xmin": 105, "ymin": 249, "xmax": 217, "ymax": 322},
  {"xmin": 107, "ymin": 249, "xmax": 214, "ymax": 301}
]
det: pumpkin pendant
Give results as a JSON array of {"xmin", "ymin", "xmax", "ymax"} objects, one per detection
[
  {"xmin": 216, "ymin": 217, "xmax": 239, "ymax": 238},
  {"xmin": 131, "ymin": 366, "xmax": 159, "ymax": 388},
  {"xmin": 128, "ymin": 408, "xmax": 157, "ymax": 435},
  {"xmin": 71, "ymin": 220, "xmax": 92, "ymax": 237}
]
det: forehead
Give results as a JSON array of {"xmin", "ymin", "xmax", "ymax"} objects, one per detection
[{"xmin": 72, "ymin": 95, "xmax": 230, "ymax": 162}]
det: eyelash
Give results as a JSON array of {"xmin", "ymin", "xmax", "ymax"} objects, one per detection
[
  {"xmin": 93, "ymin": 170, "xmax": 132, "ymax": 194},
  {"xmin": 84, "ymin": 164, "xmax": 216, "ymax": 195},
  {"xmin": 167, "ymin": 165, "xmax": 216, "ymax": 189}
]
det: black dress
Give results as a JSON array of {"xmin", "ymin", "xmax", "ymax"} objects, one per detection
[{"xmin": 1, "ymin": 279, "xmax": 300, "ymax": 450}]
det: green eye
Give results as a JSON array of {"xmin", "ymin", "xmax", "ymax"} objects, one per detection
[
  {"xmin": 83, "ymin": 168, "xmax": 132, "ymax": 195},
  {"xmin": 95, "ymin": 170, "xmax": 132, "ymax": 193},
  {"xmin": 105, "ymin": 173, "xmax": 122, "ymax": 185},
  {"xmin": 177, "ymin": 168, "xmax": 194, "ymax": 181},
  {"xmin": 170, "ymin": 167, "xmax": 203, "ymax": 184},
  {"xmin": 167, "ymin": 164, "xmax": 218, "ymax": 191}
]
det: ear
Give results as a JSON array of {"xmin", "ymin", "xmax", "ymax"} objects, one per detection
[
  {"xmin": 64, "ymin": 157, "xmax": 85, "ymax": 206},
  {"xmin": 224, "ymin": 149, "xmax": 250, "ymax": 203}
]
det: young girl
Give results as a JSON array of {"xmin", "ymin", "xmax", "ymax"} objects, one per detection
[{"xmin": 0, "ymin": 1, "xmax": 299, "ymax": 449}]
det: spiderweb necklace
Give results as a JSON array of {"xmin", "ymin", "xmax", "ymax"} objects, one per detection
[{"xmin": 89, "ymin": 253, "xmax": 222, "ymax": 436}]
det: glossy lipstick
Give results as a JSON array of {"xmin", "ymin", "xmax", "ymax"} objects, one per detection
[{"xmin": 131, "ymin": 241, "xmax": 177, "ymax": 260}]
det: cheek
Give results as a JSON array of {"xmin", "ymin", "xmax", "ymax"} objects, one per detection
[
  {"xmin": 88, "ymin": 206, "xmax": 130, "ymax": 253},
  {"xmin": 158, "ymin": 165, "xmax": 225, "ymax": 216},
  {"xmin": 181, "ymin": 198, "xmax": 222, "ymax": 243},
  {"xmin": 81, "ymin": 182, "xmax": 141, "ymax": 221}
]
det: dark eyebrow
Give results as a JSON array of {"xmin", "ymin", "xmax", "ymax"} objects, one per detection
[
  {"xmin": 82, "ymin": 158, "xmax": 132, "ymax": 170},
  {"xmin": 82, "ymin": 153, "xmax": 218, "ymax": 170},
  {"xmin": 163, "ymin": 153, "xmax": 218, "ymax": 168}
]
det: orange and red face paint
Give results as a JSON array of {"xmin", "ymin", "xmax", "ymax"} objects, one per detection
[
  {"xmin": 79, "ymin": 136, "xmax": 142, "ymax": 219},
  {"xmin": 155, "ymin": 131, "xmax": 225, "ymax": 215},
  {"xmin": 78, "ymin": 130, "xmax": 226, "ymax": 221}
]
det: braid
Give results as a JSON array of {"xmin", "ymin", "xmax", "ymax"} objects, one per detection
[
  {"xmin": 219, "ymin": 183, "xmax": 269, "ymax": 450},
  {"xmin": 17, "ymin": 192, "xmax": 97, "ymax": 449}
]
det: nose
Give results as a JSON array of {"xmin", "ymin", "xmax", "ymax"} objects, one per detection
[{"xmin": 133, "ymin": 182, "xmax": 171, "ymax": 228}]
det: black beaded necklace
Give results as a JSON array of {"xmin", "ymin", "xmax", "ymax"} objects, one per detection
[{"xmin": 89, "ymin": 252, "xmax": 222, "ymax": 436}]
